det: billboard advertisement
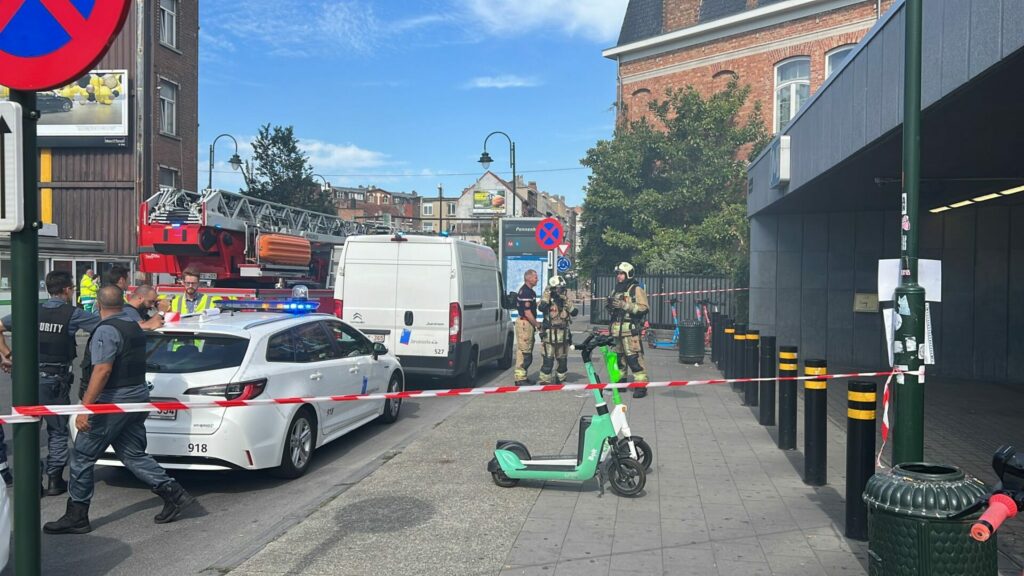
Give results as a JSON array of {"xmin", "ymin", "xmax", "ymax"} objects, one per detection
[
  {"xmin": 1, "ymin": 69, "xmax": 130, "ymax": 148},
  {"xmin": 473, "ymin": 188, "xmax": 507, "ymax": 215}
]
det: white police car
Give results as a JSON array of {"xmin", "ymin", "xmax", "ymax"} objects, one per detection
[{"xmin": 93, "ymin": 297, "xmax": 404, "ymax": 478}]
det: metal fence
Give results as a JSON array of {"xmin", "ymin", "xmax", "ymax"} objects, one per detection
[{"xmin": 588, "ymin": 274, "xmax": 738, "ymax": 328}]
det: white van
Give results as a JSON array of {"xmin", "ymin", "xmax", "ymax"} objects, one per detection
[{"xmin": 333, "ymin": 235, "xmax": 516, "ymax": 383}]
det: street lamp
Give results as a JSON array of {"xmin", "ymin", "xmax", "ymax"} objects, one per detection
[
  {"xmin": 312, "ymin": 173, "xmax": 330, "ymax": 190},
  {"xmin": 478, "ymin": 131, "xmax": 516, "ymax": 216},
  {"xmin": 208, "ymin": 133, "xmax": 242, "ymax": 191}
]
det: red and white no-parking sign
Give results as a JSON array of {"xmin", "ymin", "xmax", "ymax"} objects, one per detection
[{"xmin": 0, "ymin": 0, "xmax": 131, "ymax": 91}]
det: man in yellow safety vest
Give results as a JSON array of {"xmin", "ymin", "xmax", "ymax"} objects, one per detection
[
  {"xmin": 169, "ymin": 268, "xmax": 221, "ymax": 315},
  {"xmin": 78, "ymin": 269, "xmax": 97, "ymax": 312}
]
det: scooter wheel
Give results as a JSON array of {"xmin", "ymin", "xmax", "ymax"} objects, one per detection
[
  {"xmin": 618, "ymin": 437, "xmax": 654, "ymax": 472},
  {"xmin": 492, "ymin": 470, "xmax": 519, "ymax": 488},
  {"xmin": 609, "ymin": 457, "xmax": 646, "ymax": 497}
]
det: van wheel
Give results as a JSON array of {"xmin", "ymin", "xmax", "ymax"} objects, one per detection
[
  {"xmin": 497, "ymin": 334, "xmax": 514, "ymax": 370},
  {"xmin": 458, "ymin": 348, "xmax": 478, "ymax": 387},
  {"xmin": 270, "ymin": 407, "xmax": 316, "ymax": 479}
]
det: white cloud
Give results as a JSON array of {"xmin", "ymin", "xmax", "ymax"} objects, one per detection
[
  {"xmin": 202, "ymin": 0, "xmax": 380, "ymax": 58},
  {"xmin": 301, "ymin": 139, "xmax": 389, "ymax": 172},
  {"xmin": 460, "ymin": 0, "xmax": 628, "ymax": 42},
  {"xmin": 465, "ymin": 75, "xmax": 541, "ymax": 89}
]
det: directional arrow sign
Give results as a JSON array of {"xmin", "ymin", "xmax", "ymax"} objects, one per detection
[
  {"xmin": 557, "ymin": 242, "xmax": 571, "ymax": 256},
  {"xmin": 0, "ymin": 102, "xmax": 24, "ymax": 232}
]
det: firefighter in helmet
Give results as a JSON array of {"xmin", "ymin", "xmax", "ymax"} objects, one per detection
[
  {"xmin": 538, "ymin": 276, "xmax": 577, "ymax": 383},
  {"xmin": 606, "ymin": 262, "xmax": 650, "ymax": 398}
]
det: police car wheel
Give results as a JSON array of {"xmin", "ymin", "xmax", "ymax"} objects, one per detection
[
  {"xmin": 378, "ymin": 372, "xmax": 403, "ymax": 424},
  {"xmin": 271, "ymin": 407, "xmax": 316, "ymax": 479}
]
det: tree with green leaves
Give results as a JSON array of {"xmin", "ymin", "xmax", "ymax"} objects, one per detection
[
  {"xmin": 579, "ymin": 79, "xmax": 769, "ymax": 282},
  {"xmin": 480, "ymin": 222, "xmax": 500, "ymax": 254},
  {"xmin": 241, "ymin": 124, "xmax": 335, "ymax": 214}
]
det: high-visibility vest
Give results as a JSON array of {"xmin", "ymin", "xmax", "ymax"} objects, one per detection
[
  {"xmin": 170, "ymin": 293, "xmax": 222, "ymax": 314},
  {"xmin": 79, "ymin": 274, "xmax": 97, "ymax": 302}
]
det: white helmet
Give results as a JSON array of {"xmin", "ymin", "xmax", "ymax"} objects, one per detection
[
  {"xmin": 548, "ymin": 276, "xmax": 566, "ymax": 289},
  {"xmin": 614, "ymin": 262, "xmax": 636, "ymax": 280}
]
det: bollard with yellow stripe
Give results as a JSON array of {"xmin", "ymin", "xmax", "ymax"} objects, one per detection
[
  {"xmin": 777, "ymin": 345, "xmax": 798, "ymax": 450},
  {"xmin": 730, "ymin": 324, "xmax": 747, "ymax": 388},
  {"xmin": 743, "ymin": 330, "xmax": 760, "ymax": 407},
  {"xmin": 804, "ymin": 358, "xmax": 828, "ymax": 486},
  {"xmin": 721, "ymin": 325, "xmax": 735, "ymax": 375},
  {"xmin": 845, "ymin": 380, "xmax": 877, "ymax": 541}
]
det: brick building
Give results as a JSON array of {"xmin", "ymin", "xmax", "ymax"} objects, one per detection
[
  {"xmin": 605, "ymin": 0, "xmax": 894, "ymax": 133},
  {"xmin": 333, "ymin": 186, "xmax": 421, "ymax": 231},
  {"xmin": 0, "ymin": 0, "xmax": 198, "ymax": 288}
]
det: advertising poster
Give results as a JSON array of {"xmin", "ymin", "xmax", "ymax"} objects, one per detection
[
  {"xmin": 473, "ymin": 188, "xmax": 506, "ymax": 215},
  {"xmin": 1, "ymin": 69, "xmax": 130, "ymax": 147}
]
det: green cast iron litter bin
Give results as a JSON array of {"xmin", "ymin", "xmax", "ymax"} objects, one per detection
[
  {"xmin": 678, "ymin": 321, "xmax": 704, "ymax": 364},
  {"xmin": 863, "ymin": 462, "xmax": 997, "ymax": 576}
]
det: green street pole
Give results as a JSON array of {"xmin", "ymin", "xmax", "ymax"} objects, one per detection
[
  {"xmin": 9, "ymin": 90, "xmax": 41, "ymax": 575},
  {"xmin": 893, "ymin": 0, "xmax": 925, "ymax": 465}
]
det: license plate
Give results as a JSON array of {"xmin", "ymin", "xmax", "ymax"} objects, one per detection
[
  {"xmin": 149, "ymin": 409, "xmax": 177, "ymax": 421},
  {"xmin": 371, "ymin": 334, "xmax": 386, "ymax": 343}
]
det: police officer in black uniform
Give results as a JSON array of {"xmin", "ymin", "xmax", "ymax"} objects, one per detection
[
  {"xmin": 0, "ymin": 270, "xmax": 101, "ymax": 494},
  {"xmin": 44, "ymin": 285, "xmax": 196, "ymax": 534}
]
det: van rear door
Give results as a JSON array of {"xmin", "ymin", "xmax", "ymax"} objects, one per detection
[
  {"xmin": 340, "ymin": 240, "xmax": 399, "ymax": 349},
  {"xmin": 394, "ymin": 241, "xmax": 452, "ymax": 361}
]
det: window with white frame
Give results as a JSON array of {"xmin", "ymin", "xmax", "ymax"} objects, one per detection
[
  {"xmin": 159, "ymin": 79, "xmax": 177, "ymax": 135},
  {"xmin": 774, "ymin": 57, "xmax": 810, "ymax": 133},
  {"xmin": 446, "ymin": 202, "xmax": 456, "ymax": 216},
  {"xmin": 826, "ymin": 45, "xmax": 854, "ymax": 78},
  {"xmin": 422, "ymin": 221, "xmax": 435, "ymax": 232},
  {"xmin": 159, "ymin": 0, "xmax": 177, "ymax": 48},
  {"xmin": 422, "ymin": 203, "xmax": 434, "ymax": 216}
]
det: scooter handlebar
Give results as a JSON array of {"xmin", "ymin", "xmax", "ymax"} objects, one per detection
[{"xmin": 971, "ymin": 493, "xmax": 1018, "ymax": 542}]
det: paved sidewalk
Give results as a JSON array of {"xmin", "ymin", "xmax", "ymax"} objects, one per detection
[
  {"xmin": 498, "ymin": 347, "xmax": 867, "ymax": 576},
  {"xmin": 229, "ymin": 337, "xmax": 1020, "ymax": 575}
]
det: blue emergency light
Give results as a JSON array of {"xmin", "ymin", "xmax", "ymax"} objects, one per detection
[{"xmin": 218, "ymin": 300, "xmax": 319, "ymax": 313}]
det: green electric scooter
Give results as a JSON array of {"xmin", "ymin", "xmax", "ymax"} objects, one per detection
[
  {"xmin": 599, "ymin": 340, "xmax": 654, "ymax": 472},
  {"xmin": 487, "ymin": 334, "xmax": 646, "ymax": 497}
]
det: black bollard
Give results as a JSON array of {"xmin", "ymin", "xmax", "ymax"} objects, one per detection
[
  {"xmin": 730, "ymin": 324, "xmax": 747, "ymax": 388},
  {"xmin": 721, "ymin": 323, "xmax": 734, "ymax": 374},
  {"xmin": 804, "ymin": 358, "xmax": 828, "ymax": 486},
  {"xmin": 743, "ymin": 330, "xmax": 760, "ymax": 406},
  {"xmin": 777, "ymin": 345, "xmax": 798, "ymax": 450},
  {"xmin": 759, "ymin": 336, "xmax": 776, "ymax": 426},
  {"xmin": 845, "ymin": 380, "xmax": 877, "ymax": 541},
  {"xmin": 710, "ymin": 312, "xmax": 721, "ymax": 364}
]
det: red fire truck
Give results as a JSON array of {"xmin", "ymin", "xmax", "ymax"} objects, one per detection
[{"xmin": 138, "ymin": 187, "xmax": 387, "ymax": 309}]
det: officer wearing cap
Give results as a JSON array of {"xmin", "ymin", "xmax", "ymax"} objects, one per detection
[
  {"xmin": 537, "ymin": 276, "xmax": 577, "ymax": 384},
  {"xmin": 606, "ymin": 262, "xmax": 650, "ymax": 398},
  {"xmin": 0, "ymin": 271, "xmax": 101, "ymax": 493}
]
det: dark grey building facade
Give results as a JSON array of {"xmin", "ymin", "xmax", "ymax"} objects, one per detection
[{"xmin": 747, "ymin": 0, "xmax": 1024, "ymax": 381}]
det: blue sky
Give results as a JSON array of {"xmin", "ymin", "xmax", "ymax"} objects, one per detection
[{"xmin": 198, "ymin": 0, "xmax": 629, "ymax": 207}]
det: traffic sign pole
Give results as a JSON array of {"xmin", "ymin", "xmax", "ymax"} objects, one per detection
[{"xmin": 9, "ymin": 90, "xmax": 40, "ymax": 576}]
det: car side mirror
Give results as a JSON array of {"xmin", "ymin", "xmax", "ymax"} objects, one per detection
[{"xmin": 372, "ymin": 342, "xmax": 388, "ymax": 360}]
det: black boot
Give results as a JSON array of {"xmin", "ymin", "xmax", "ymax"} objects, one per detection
[
  {"xmin": 632, "ymin": 387, "xmax": 648, "ymax": 399},
  {"xmin": 43, "ymin": 499, "xmax": 91, "ymax": 534},
  {"xmin": 0, "ymin": 467, "xmax": 11, "ymax": 486},
  {"xmin": 45, "ymin": 473, "xmax": 68, "ymax": 497},
  {"xmin": 153, "ymin": 480, "xmax": 196, "ymax": 524}
]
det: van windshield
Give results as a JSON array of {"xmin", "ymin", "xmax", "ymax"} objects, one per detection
[{"xmin": 145, "ymin": 333, "xmax": 249, "ymax": 374}]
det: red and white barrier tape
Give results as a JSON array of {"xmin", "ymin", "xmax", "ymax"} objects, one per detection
[
  {"xmin": 0, "ymin": 369, "xmax": 918, "ymax": 425},
  {"xmin": 875, "ymin": 365, "xmax": 924, "ymax": 469},
  {"xmin": 581, "ymin": 287, "xmax": 749, "ymax": 302}
]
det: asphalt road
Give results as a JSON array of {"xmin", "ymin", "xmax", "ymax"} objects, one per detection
[{"xmin": 0, "ymin": 343, "xmax": 506, "ymax": 576}]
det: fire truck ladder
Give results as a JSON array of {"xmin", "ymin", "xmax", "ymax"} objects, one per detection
[{"xmin": 145, "ymin": 187, "xmax": 398, "ymax": 242}]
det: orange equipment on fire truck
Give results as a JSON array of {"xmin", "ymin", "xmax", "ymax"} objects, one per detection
[{"xmin": 139, "ymin": 187, "xmax": 389, "ymax": 288}]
